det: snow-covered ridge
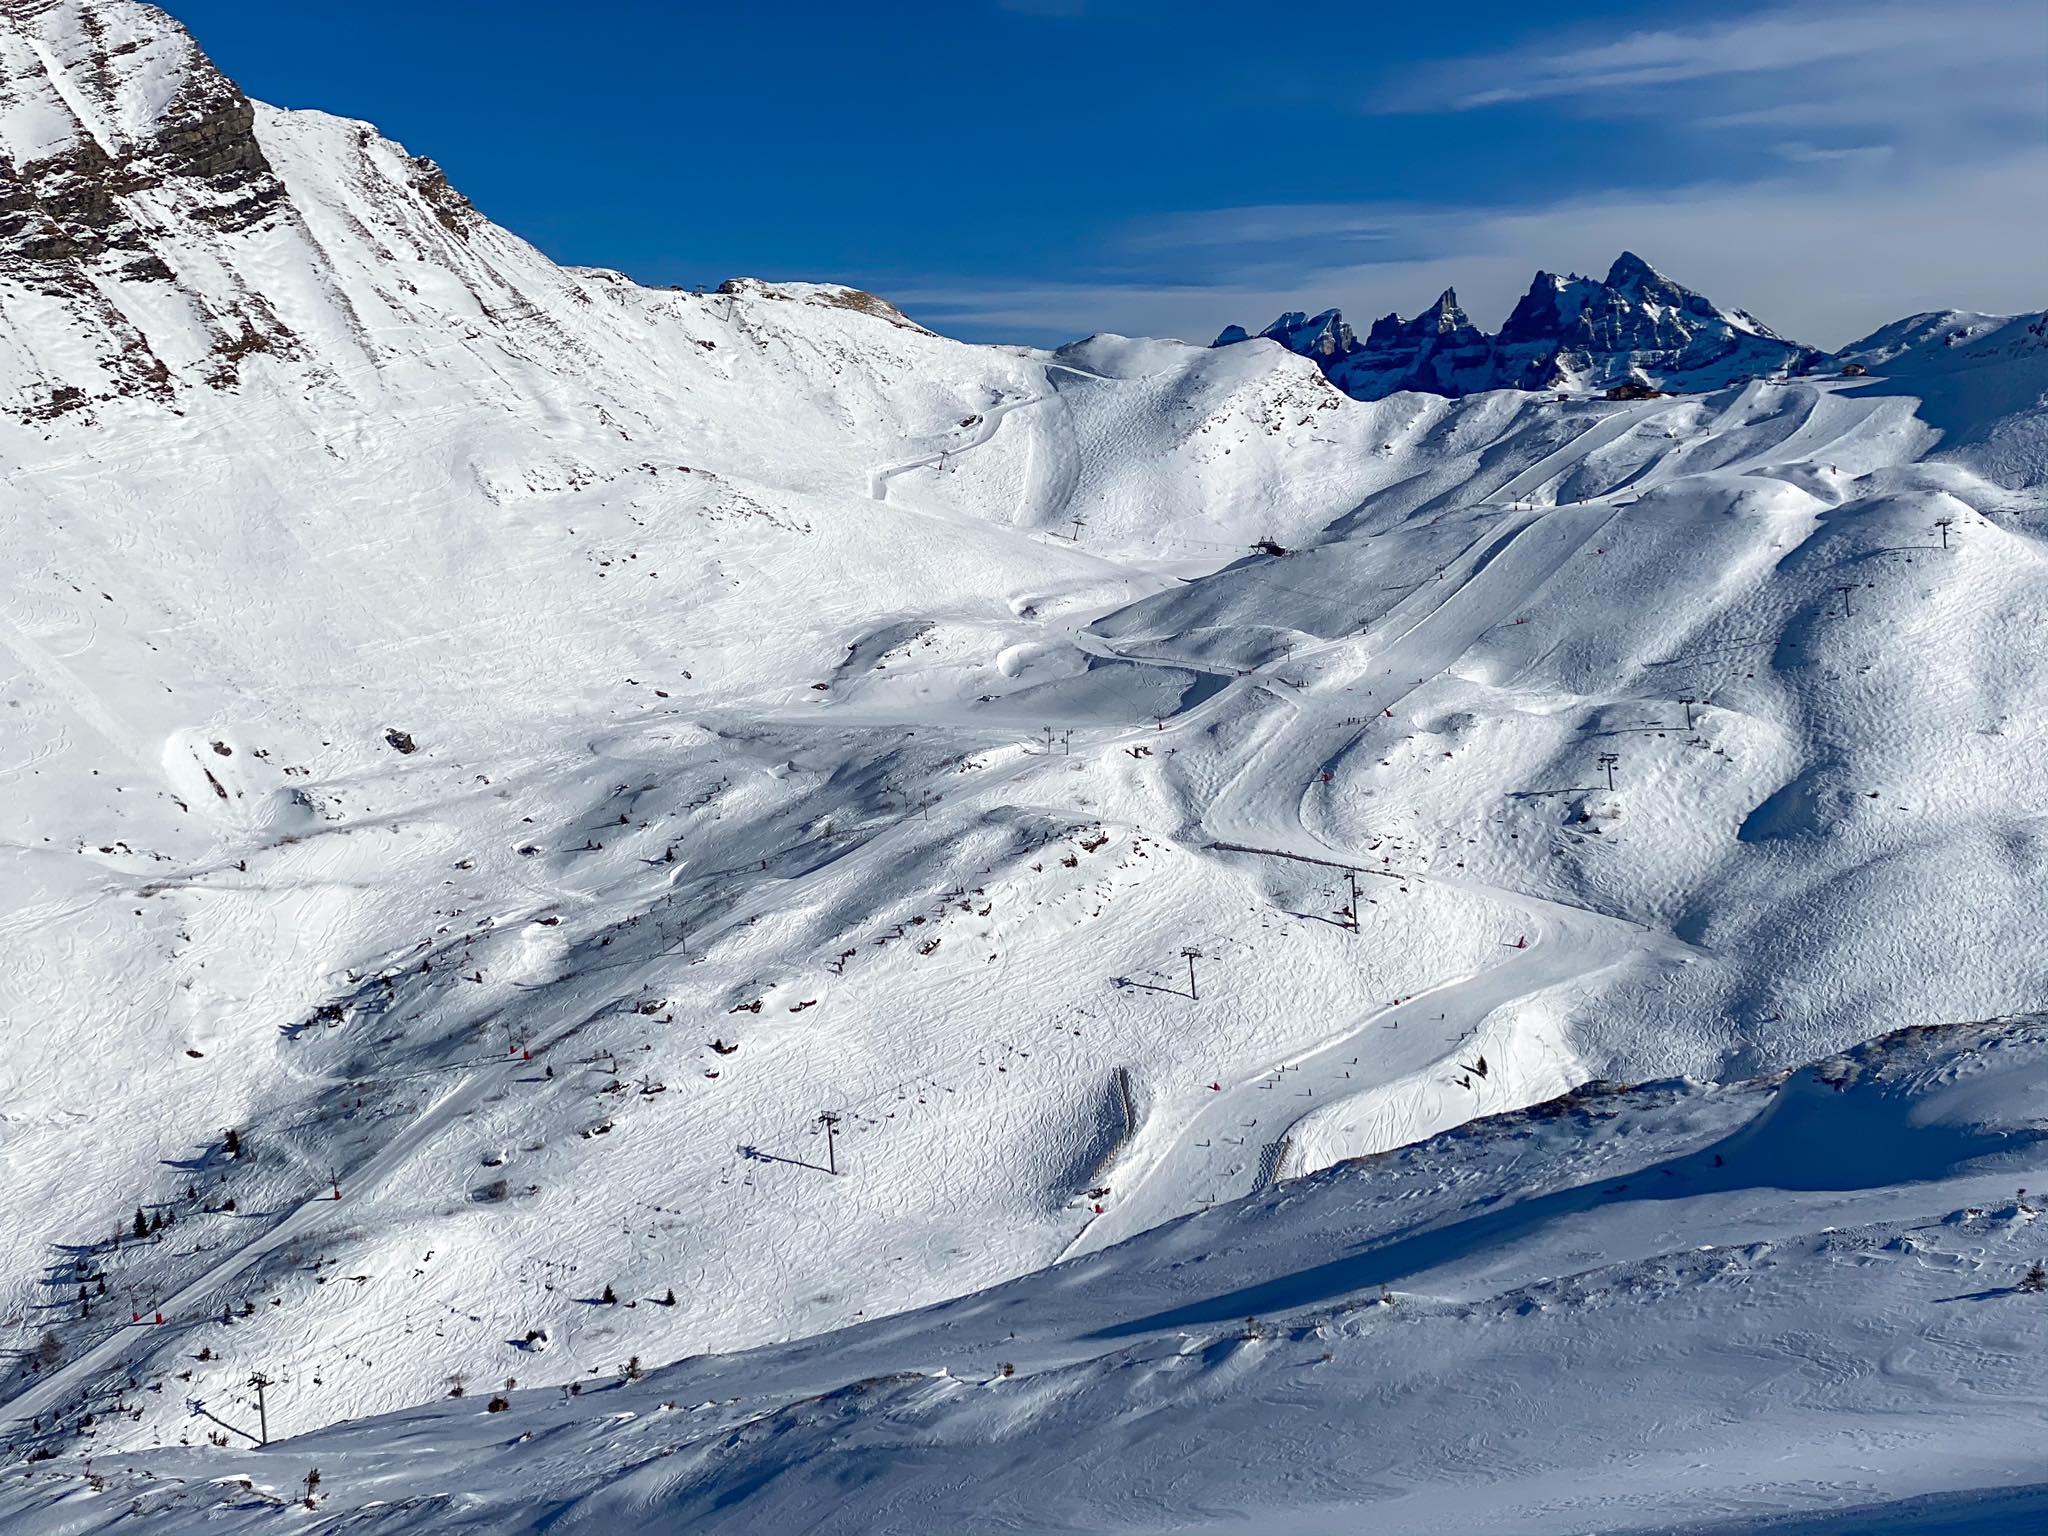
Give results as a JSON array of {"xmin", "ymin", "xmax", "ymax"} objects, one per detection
[
  {"xmin": 711, "ymin": 275, "xmax": 929, "ymax": 331},
  {"xmin": 1217, "ymin": 251, "xmax": 1823, "ymax": 400}
]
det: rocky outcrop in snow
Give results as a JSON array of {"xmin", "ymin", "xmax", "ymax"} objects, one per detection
[
  {"xmin": 0, "ymin": 0, "xmax": 282, "ymax": 264},
  {"xmin": 0, "ymin": 0, "xmax": 289, "ymax": 409},
  {"xmin": 1217, "ymin": 252, "xmax": 1822, "ymax": 400}
]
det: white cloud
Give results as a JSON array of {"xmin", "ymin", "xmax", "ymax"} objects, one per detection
[
  {"xmin": 901, "ymin": 149, "xmax": 2048, "ymax": 351},
  {"xmin": 1397, "ymin": 0, "xmax": 2037, "ymax": 116},
  {"xmin": 1383, "ymin": 0, "xmax": 2044, "ymax": 176},
  {"xmin": 1427, "ymin": 5, "xmax": 1969, "ymax": 108},
  {"xmin": 901, "ymin": 0, "xmax": 2044, "ymax": 350}
]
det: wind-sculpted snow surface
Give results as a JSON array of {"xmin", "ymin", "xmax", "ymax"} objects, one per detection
[{"xmin": 0, "ymin": 1, "xmax": 2045, "ymax": 1523}]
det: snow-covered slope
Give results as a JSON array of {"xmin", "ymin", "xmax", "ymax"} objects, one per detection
[
  {"xmin": 0, "ymin": 2, "xmax": 2045, "ymax": 1524},
  {"xmin": 7, "ymin": 1015, "xmax": 2048, "ymax": 1534},
  {"xmin": 1833, "ymin": 308, "xmax": 2048, "ymax": 488},
  {"xmin": 1219, "ymin": 252, "xmax": 1823, "ymax": 400}
]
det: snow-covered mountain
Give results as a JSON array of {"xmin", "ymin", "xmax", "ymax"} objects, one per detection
[
  {"xmin": 0, "ymin": 1, "xmax": 2045, "ymax": 1528},
  {"xmin": 1218, "ymin": 252, "xmax": 1823, "ymax": 399}
]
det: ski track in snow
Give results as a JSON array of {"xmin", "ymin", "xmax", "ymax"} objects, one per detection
[
  {"xmin": 8, "ymin": 359, "xmax": 2027, "ymax": 1458},
  {"xmin": 5, "ymin": 358, "xmax": 1633, "ymax": 1427},
  {"xmin": 1065, "ymin": 486, "xmax": 1654, "ymax": 1257},
  {"xmin": 861, "ymin": 377, "xmax": 1642, "ymax": 1266}
]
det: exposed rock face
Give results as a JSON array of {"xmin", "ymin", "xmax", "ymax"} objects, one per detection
[
  {"xmin": 0, "ymin": 0, "xmax": 289, "ymax": 411},
  {"xmin": 0, "ymin": 0, "xmax": 282, "ymax": 266},
  {"xmin": 1215, "ymin": 253, "xmax": 1821, "ymax": 401},
  {"xmin": 716, "ymin": 275, "xmax": 931, "ymax": 332},
  {"xmin": 406, "ymin": 153, "xmax": 479, "ymax": 239},
  {"xmin": 1336, "ymin": 289, "xmax": 1498, "ymax": 398},
  {"xmin": 1491, "ymin": 252, "xmax": 1816, "ymax": 393}
]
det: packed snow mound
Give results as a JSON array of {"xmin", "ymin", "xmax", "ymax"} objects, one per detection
[
  {"xmin": 1218, "ymin": 251, "xmax": 1822, "ymax": 400},
  {"xmin": 6, "ymin": 1016, "xmax": 2048, "ymax": 1535}
]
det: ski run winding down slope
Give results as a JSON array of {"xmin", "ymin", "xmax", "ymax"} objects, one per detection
[
  {"xmin": 1, "ymin": 1, "xmax": 2047, "ymax": 1529},
  {"xmin": 11, "ymin": 1014, "xmax": 2048, "ymax": 1535}
]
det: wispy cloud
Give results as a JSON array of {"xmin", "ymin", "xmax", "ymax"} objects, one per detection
[
  {"xmin": 894, "ymin": 0, "xmax": 2044, "ymax": 350},
  {"xmin": 1768, "ymin": 141, "xmax": 1891, "ymax": 167},
  {"xmin": 1383, "ymin": 0, "xmax": 2044, "ymax": 163},
  {"xmin": 901, "ymin": 148, "xmax": 2048, "ymax": 351},
  {"xmin": 1416, "ymin": 4, "xmax": 1969, "ymax": 109}
]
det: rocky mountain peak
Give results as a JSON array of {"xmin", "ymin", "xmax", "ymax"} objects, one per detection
[
  {"xmin": 1216, "ymin": 252, "xmax": 1820, "ymax": 400},
  {"xmin": 1604, "ymin": 249, "xmax": 1658, "ymax": 290},
  {"xmin": 0, "ymin": 0, "xmax": 282, "ymax": 266},
  {"xmin": 1421, "ymin": 287, "xmax": 1469, "ymax": 334},
  {"xmin": 0, "ymin": 0, "xmax": 627, "ymax": 424},
  {"xmin": 0, "ymin": 0, "xmax": 293, "ymax": 411}
]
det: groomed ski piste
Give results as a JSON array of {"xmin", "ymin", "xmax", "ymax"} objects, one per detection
[
  {"xmin": 1, "ymin": 2, "xmax": 2046, "ymax": 1529},
  {"xmin": 7, "ymin": 1016, "xmax": 2048, "ymax": 1534}
]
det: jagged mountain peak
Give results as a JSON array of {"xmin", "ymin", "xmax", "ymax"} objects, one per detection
[
  {"xmin": 1217, "ymin": 251, "xmax": 1820, "ymax": 400},
  {"xmin": 1421, "ymin": 286, "xmax": 1469, "ymax": 333},
  {"xmin": 1222, "ymin": 306, "xmax": 1357, "ymax": 362},
  {"xmin": 1603, "ymin": 249, "xmax": 1659, "ymax": 288},
  {"xmin": 0, "ymin": 0, "xmax": 276, "ymax": 209},
  {"xmin": 0, "ymin": 0, "xmax": 295, "ymax": 410}
]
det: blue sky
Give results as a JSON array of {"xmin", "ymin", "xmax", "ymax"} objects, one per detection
[{"xmin": 166, "ymin": 0, "xmax": 2044, "ymax": 348}]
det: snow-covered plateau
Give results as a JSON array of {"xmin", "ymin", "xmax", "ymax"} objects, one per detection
[{"xmin": 1, "ymin": 2, "xmax": 2045, "ymax": 1530}]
